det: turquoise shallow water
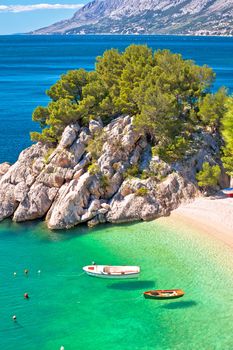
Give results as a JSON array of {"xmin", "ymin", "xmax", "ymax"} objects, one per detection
[{"xmin": 1, "ymin": 218, "xmax": 233, "ymax": 350}]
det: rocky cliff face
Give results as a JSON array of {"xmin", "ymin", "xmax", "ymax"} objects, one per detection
[
  {"xmin": 31, "ymin": 0, "xmax": 233, "ymax": 36},
  {"xmin": 0, "ymin": 115, "xmax": 228, "ymax": 230}
]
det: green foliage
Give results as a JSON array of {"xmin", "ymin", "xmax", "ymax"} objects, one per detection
[
  {"xmin": 140, "ymin": 170, "xmax": 152, "ymax": 180},
  {"xmin": 196, "ymin": 162, "xmax": 221, "ymax": 188},
  {"xmin": 221, "ymin": 97, "xmax": 233, "ymax": 175},
  {"xmin": 31, "ymin": 69, "xmax": 92, "ymax": 143},
  {"xmin": 153, "ymin": 136, "xmax": 190, "ymax": 163},
  {"xmin": 43, "ymin": 147, "xmax": 55, "ymax": 165},
  {"xmin": 86, "ymin": 131, "xmax": 106, "ymax": 160},
  {"xmin": 47, "ymin": 69, "xmax": 89, "ymax": 102},
  {"xmin": 123, "ymin": 164, "xmax": 140, "ymax": 179},
  {"xmin": 88, "ymin": 163, "xmax": 100, "ymax": 175},
  {"xmin": 99, "ymin": 174, "xmax": 109, "ymax": 189},
  {"xmin": 135, "ymin": 187, "xmax": 148, "ymax": 196},
  {"xmin": 32, "ymin": 106, "xmax": 49, "ymax": 128},
  {"xmin": 198, "ymin": 87, "xmax": 228, "ymax": 130},
  {"xmin": 30, "ymin": 128, "xmax": 58, "ymax": 144}
]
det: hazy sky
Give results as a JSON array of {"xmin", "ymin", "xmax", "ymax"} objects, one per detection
[{"xmin": 0, "ymin": 0, "xmax": 89, "ymax": 34}]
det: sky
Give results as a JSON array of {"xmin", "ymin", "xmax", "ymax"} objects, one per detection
[{"xmin": 0, "ymin": 0, "xmax": 89, "ymax": 34}]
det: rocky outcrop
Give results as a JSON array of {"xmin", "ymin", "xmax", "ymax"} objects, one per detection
[
  {"xmin": 107, "ymin": 174, "xmax": 197, "ymax": 223},
  {"xmin": 46, "ymin": 115, "xmax": 143, "ymax": 229},
  {"xmin": 0, "ymin": 144, "xmax": 48, "ymax": 221},
  {"xmin": 0, "ymin": 115, "xmax": 228, "ymax": 230}
]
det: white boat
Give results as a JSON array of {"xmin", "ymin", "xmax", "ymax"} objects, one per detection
[
  {"xmin": 83, "ymin": 265, "xmax": 140, "ymax": 279},
  {"xmin": 222, "ymin": 188, "xmax": 233, "ymax": 197}
]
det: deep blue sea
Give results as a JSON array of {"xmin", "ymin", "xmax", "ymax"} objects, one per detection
[{"xmin": 0, "ymin": 35, "xmax": 233, "ymax": 163}]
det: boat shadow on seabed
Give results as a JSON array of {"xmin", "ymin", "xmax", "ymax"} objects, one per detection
[
  {"xmin": 107, "ymin": 280, "xmax": 156, "ymax": 290},
  {"xmin": 161, "ymin": 300, "xmax": 198, "ymax": 309}
]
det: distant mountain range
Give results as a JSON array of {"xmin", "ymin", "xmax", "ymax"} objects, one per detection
[{"xmin": 31, "ymin": 0, "xmax": 233, "ymax": 35}]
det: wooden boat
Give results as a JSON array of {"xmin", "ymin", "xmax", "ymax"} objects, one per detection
[
  {"xmin": 222, "ymin": 188, "xmax": 233, "ymax": 197},
  {"xmin": 144, "ymin": 289, "xmax": 185, "ymax": 300},
  {"xmin": 83, "ymin": 265, "xmax": 140, "ymax": 279}
]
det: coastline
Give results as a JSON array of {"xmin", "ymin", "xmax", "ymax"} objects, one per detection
[
  {"xmin": 18, "ymin": 34, "xmax": 233, "ymax": 37},
  {"xmin": 170, "ymin": 196, "xmax": 233, "ymax": 248}
]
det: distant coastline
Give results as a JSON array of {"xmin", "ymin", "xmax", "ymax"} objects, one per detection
[{"xmin": 23, "ymin": 33, "xmax": 233, "ymax": 38}]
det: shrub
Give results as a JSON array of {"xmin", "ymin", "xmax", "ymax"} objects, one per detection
[
  {"xmin": 123, "ymin": 164, "xmax": 140, "ymax": 179},
  {"xmin": 88, "ymin": 163, "xmax": 100, "ymax": 175},
  {"xmin": 196, "ymin": 162, "xmax": 221, "ymax": 188},
  {"xmin": 140, "ymin": 170, "xmax": 151, "ymax": 180},
  {"xmin": 221, "ymin": 97, "xmax": 233, "ymax": 175},
  {"xmin": 99, "ymin": 175, "xmax": 109, "ymax": 189},
  {"xmin": 86, "ymin": 131, "xmax": 106, "ymax": 161},
  {"xmin": 153, "ymin": 136, "xmax": 190, "ymax": 163},
  {"xmin": 43, "ymin": 148, "xmax": 55, "ymax": 164},
  {"xmin": 135, "ymin": 187, "xmax": 148, "ymax": 197}
]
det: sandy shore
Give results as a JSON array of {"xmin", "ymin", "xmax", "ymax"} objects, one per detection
[{"xmin": 171, "ymin": 196, "xmax": 233, "ymax": 247}]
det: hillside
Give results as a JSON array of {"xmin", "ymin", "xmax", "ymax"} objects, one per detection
[{"xmin": 31, "ymin": 0, "xmax": 233, "ymax": 35}]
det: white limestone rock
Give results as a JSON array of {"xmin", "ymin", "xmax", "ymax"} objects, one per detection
[
  {"xmin": 89, "ymin": 119, "xmax": 103, "ymax": 134},
  {"xmin": 0, "ymin": 162, "xmax": 11, "ymax": 179},
  {"xmin": 59, "ymin": 123, "xmax": 80, "ymax": 148},
  {"xmin": 13, "ymin": 184, "xmax": 58, "ymax": 222},
  {"xmin": 46, "ymin": 173, "xmax": 92, "ymax": 229}
]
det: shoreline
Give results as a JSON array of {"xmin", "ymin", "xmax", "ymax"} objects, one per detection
[{"xmin": 170, "ymin": 196, "xmax": 233, "ymax": 248}]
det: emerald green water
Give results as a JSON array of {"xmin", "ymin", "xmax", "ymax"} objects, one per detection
[{"xmin": 1, "ymin": 218, "xmax": 233, "ymax": 350}]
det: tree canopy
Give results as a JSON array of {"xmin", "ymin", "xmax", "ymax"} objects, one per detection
[
  {"xmin": 31, "ymin": 45, "xmax": 214, "ymax": 144},
  {"xmin": 196, "ymin": 162, "xmax": 221, "ymax": 188},
  {"xmin": 221, "ymin": 97, "xmax": 233, "ymax": 175}
]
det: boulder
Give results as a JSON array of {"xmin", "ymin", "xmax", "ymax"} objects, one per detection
[
  {"xmin": 0, "ymin": 143, "xmax": 47, "ymax": 221},
  {"xmin": 13, "ymin": 184, "xmax": 58, "ymax": 222},
  {"xmin": 0, "ymin": 162, "xmax": 11, "ymax": 179},
  {"xmin": 98, "ymin": 208, "xmax": 109, "ymax": 214},
  {"xmin": 59, "ymin": 123, "xmax": 79, "ymax": 148},
  {"xmin": 107, "ymin": 193, "xmax": 159, "ymax": 223},
  {"xmin": 107, "ymin": 173, "xmax": 198, "ymax": 224},
  {"xmin": 70, "ymin": 140, "xmax": 86, "ymax": 163},
  {"xmin": 101, "ymin": 203, "xmax": 110, "ymax": 210},
  {"xmin": 0, "ymin": 183, "xmax": 18, "ymax": 221},
  {"xmin": 46, "ymin": 173, "xmax": 92, "ymax": 229},
  {"xmin": 89, "ymin": 119, "xmax": 103, "ymax": 134},
  {"xmin": 87, "ymin": 217, "xmax": 99, "ymax": 228},
  {"xmin": 74, "ymin": 153, "xmax": 91, "ymax": 171},
  {"xmin": 88, "ymin": 199, "xmax": 101, "ymax": 212},
  {"xmin": 14, "ymin": 182, "xmax": 29, "ymax": 202}
]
